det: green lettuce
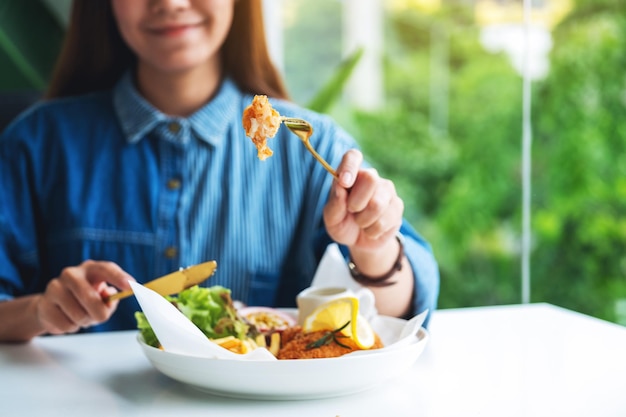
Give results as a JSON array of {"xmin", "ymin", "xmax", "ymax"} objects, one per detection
[{"xmin": 136, "ymin": 285, "xmax": 249, "ymax": 348}]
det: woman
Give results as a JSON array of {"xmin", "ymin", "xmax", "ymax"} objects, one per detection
[{"xmin": 0, "ymin": 0, "xmax": 439, "ymax": 342}]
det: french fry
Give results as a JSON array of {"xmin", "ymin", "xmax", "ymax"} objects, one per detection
[
  {"xmin": 212, "ymin": 336, "xmax": 241, "ymax": 351},
  {"xmin": 246, "ymin": 339, "xmax": 255, "ymax": 354},
  {"xmin": 255, "ymin": 334, "xmax": 267, "ymax": 348},
  {"xmin": 269, "ymin": 332, "xmax": 281, "ymax": 356},
  {"xmin": 212, "ymin": 335, "xmax": 235, "ymax": 345},
  {"xmin": 212, "ymin": 336, "xmax": 264, "ymax": 355}
]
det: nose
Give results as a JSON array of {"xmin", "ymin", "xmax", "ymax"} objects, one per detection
[{"xmin": 149, "ymin": 0, "xmax": 191, "ymax": 14}]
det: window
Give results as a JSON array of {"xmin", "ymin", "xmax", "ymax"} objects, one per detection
[{"xmin": 279, "ymin": 0, "xmax": 626, "ymax": 324}]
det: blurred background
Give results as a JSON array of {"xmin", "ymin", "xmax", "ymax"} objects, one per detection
[{"xmin": 1, "ymin": 0, "xmax": 624, "ymax": 324}]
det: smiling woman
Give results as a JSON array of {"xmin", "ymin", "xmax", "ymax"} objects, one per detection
[{"xmin": 0, "ymin": 0, "xmax": 439, "ymax": 343}]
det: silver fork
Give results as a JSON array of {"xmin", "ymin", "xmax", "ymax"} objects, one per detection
[{"xmin": 281, "ymin": 117, "xmax": 338, "ymax": 179}]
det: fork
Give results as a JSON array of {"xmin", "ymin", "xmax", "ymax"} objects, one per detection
[{"xmin": 281, "ymin": 117, "xmax": 339, "ymax": 179}]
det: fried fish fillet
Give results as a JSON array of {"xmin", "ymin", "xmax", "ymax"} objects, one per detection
[{"xmin": 277, "ymin": 326, "xmax": 383, "ymax": 360}]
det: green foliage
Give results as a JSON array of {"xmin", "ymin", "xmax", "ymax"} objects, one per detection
[
  {"xmin": 282, "ymin": 0, "xmax": 343, "ymax": 105},
  {"xmin": 0, "ymin": 0, "xmax": 64, "ymax": 89},
  {"xmin": 306, "ymin": 47, "xmax": 364, "ymax": 113},
  {"xmin": 529, "ymin": 0, "xmax": 626, "ymax": 321},
  {"xmin": 343, "ymin": 0, "xmax": 626, "ymax": 322}
]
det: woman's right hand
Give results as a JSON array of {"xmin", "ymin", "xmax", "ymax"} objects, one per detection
[{"xmin": 36, "ymin": 260, "xmax": 135, "ymax": 335}]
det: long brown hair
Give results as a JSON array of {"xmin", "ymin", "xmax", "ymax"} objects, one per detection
[{"xmin": 46, "ymin": 0, "xmax": 289, "ymax": 100}]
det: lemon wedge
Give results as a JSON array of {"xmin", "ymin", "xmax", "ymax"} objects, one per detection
[{"xmin": 302, "ymin": 297, "xmax": 375, "ymax": 349}]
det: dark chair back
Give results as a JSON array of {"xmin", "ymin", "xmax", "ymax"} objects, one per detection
[{"xmin": 0, "ymin": 91, "xmax": 42, "ymax": 133}]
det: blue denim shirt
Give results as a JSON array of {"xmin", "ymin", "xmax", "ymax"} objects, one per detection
[{"xmin": 0, "ymin": 74, "xmax": 439, "ymax": 332}]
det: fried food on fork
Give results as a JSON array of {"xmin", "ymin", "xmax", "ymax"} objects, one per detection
[{"xmin": 242, "ymin": 95, "xmax": 281, "ymax": 160}]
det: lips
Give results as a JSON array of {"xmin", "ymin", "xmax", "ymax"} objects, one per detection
[{"xmin": 146, "ymin": 21, "xmax": 204, "ymax": 37}]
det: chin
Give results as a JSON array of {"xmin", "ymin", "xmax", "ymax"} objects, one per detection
[
  {"xmin": 148, "ymin": 57, "xmax": 216, "ymax": 76},
  {"xmin": 154, "ymin": 48, "xmax": 219, "ymax": 74}
]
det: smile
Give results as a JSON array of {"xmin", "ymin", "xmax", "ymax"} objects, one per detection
[{"xmin": 147, "ymin": 22, "xmax": 204, "ymax": 37}]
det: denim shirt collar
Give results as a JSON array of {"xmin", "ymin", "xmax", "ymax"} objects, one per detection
[{"xmin": 113, "ymin": 71, "xmax": 240, "ymax": 147}]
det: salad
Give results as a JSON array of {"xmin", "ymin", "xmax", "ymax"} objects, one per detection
[
  {"xmin": 136, "ymin": 285, "xmax": 249, "ymax": 349},
  {"xmin": 135, "ymin": 285, "xmax": 294, "ymax": 355}
]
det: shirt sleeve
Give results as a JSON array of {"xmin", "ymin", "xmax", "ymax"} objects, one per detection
[
  {"xmin": 399, "ymin": 221, "xmax": 440, "ymax": 327},
  {"xmin": 0, "ymin": 118, "xmax": 41, "ymax": 299},
  {"xmin": 0, "ymin": 201, "xmax": 18, "ymax": 300}
]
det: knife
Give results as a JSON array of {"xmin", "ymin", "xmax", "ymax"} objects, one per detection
[{"xmin": 105, "ymin": 260, "xmax": 218, "ymax": 302}]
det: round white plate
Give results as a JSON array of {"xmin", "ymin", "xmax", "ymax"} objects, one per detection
[{"xmin": 137, "ymin": 310, "xmax": 429, "ymax": 400}]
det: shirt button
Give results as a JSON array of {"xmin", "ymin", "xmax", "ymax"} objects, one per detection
[
  {"xmin": 167, "ymin": 178, "xmax": 181, "ymax": 190},
  {"xmin": 164, "ymin": 247, "xmax": 178, "ymax": 259},
  {"xmin": 168, "ymin": 122, "xmax": 181, "ymax": 134}
]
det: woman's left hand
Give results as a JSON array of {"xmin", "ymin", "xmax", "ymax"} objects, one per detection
[{"xmin": 323, "ymin": 149, "xmax": 404, "ymax": 252}]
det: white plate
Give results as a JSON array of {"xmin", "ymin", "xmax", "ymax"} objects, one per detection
[{"xmin": 137, "ymin": 310, "xmax": 429, "ymax": 400}]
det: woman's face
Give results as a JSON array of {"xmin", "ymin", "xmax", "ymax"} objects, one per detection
[{"xmin": 111, "ymin": 0, "xmax": 234, "ymax": 75}]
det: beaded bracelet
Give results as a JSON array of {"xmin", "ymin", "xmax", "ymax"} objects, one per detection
[{"xmin": 347, "ymin": 234, "xmax": 404, "ymax": 287}]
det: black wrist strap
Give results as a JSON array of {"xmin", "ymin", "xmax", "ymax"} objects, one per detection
[{"xmin": 348, "ymin": 234, "xmax": 404, "ymax": 287}]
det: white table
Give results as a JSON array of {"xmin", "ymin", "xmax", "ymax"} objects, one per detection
[{"xmin": 2, "ymin": 303, "xmax": 625, "ymax": 417}]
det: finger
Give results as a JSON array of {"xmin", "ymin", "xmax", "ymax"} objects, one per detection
[
  {"xmin": 351, "ymin": 179, "xmax": 393, "ymax": 228},
  {"xmin": 98, "ymin": 282, "xmax": 121, "ymax": 309},
  {"xmin": 59, "ymin": 263, "xmax": 104, "ymax": 304},
  {"xmin": 360, "ymin": 198, "xmax": 404, "ymax": 240},
  {"xmin": 324, "ymin": 181, "xmax": 350, "ymax": 228},
  {"xmin": 352, "ymin": 179, "xmax": 403, "ymax": 236},
  {"xmin": 55, "ymin": 295, "xmax": 93, "ymax": 329},
  {"xmin": 37, "ymin": 294, "xmax": 75, "ymax": 335},
  {"xmin": 99, "ymin": 282, "xmax": 120, "ymax": 299},
  {"xmin": 345, "ymin": 168, "xmax": 378, "ymax": 214},
  {"xmin": 40, "ymin": 305, "xmax": 79, "ymax": 335},
  {"xmin": 70, "ymin": 259, "xmax": 134, "ymax": 304},
  {"xmin": 40, "ymin": 279, "xmax": 87, "ymax": 333},
  {"xmin": 76, "ymin": 261, "xmax": 129, "ymax": 321},
  {"xmin": 336, "ymin": 149, "xmax": 363, "ymax": 189},
  {"xmin": 83, "ymin": 260, "xmax": 136, "ymax": 290},
  {"xmin": 324, "ymin": 183, "xmax": 363, "ymax": 244},
  {"xmin": 58, "ymin": 263, "xmax": 119, "ymax": 324}
]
